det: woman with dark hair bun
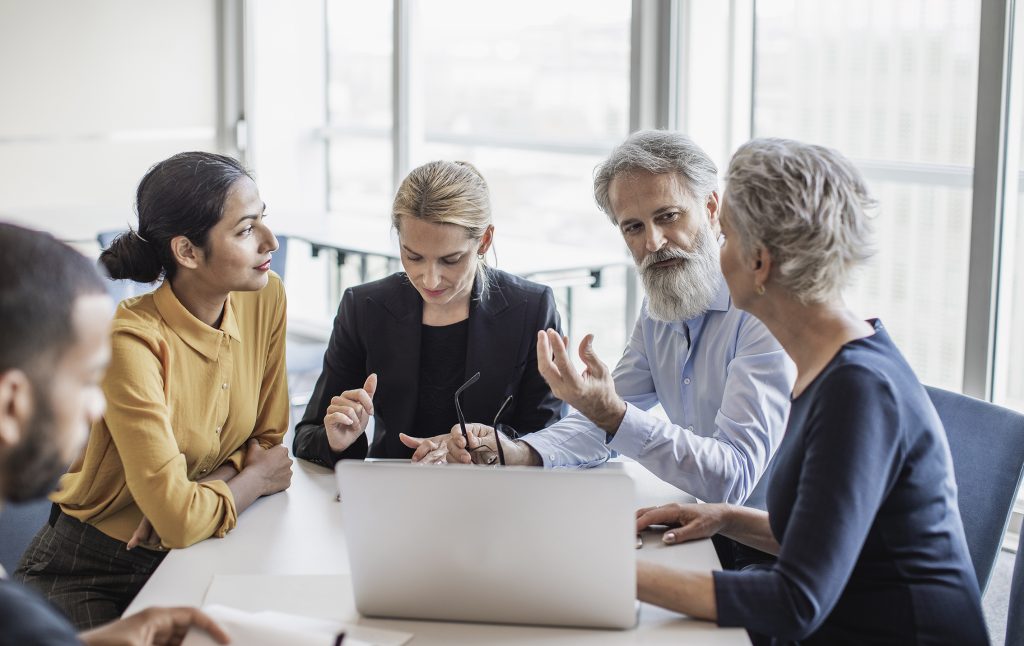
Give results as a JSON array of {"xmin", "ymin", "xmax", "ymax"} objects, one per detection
[{"xmin": 15, "ymin": 151, "xmax": 294, "ymax": 629}]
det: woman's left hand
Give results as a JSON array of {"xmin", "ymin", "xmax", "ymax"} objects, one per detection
[
  {"xmin": 127, "ymin": 516, "xmax": 162, "ymax": 551},
  {"xmin": 635, "ymin": 502, "xmax": 731, "ymax": 545}
]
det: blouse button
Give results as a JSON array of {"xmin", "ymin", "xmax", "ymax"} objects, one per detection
[{"xmin": 221, "ymin": 383, "xmax": 229, "ymax": 390}]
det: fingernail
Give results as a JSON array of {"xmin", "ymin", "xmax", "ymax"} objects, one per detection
[{"xmin": 663, "ymin": 533, "xmax": 676, "ymax": 544}]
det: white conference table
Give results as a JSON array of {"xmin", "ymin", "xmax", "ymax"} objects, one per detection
[{"xmin": 125, "ymin": 456, "xmax": 749, "ymax": 645}]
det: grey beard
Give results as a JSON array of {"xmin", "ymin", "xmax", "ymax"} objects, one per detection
[{"xmin": 640, "ymin": 228, "xmax": 721, "ymax": 323}]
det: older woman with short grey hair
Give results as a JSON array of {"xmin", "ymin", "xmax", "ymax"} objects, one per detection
[{"xmin": 635, "ymin": 138, "xmax": 987, "ymax": 644}]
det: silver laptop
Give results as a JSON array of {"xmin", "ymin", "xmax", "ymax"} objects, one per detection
[{"xmin": 336, "ymin": 461, "xmax": 638, "ymax": 629}]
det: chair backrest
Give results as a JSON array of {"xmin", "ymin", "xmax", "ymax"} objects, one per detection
[
  {"xmin": 0, "ymin": 499, "xmax": 50, "ymax": 573},
  {"xmin": 270, "ymin": 234, "xmax": 289, "ymax": 280},
  {"xmin": 96, "ymin": 230, "xmax": 160, "ymax": 304},
  {"xmin": 1007, "ymin": 527, "xmax": 1024, "ymax": 645},
  {"xmin": 927, "ymin": 386, "xmax": 1024, "ymax": 593}
]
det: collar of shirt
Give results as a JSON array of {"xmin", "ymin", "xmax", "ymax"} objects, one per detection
[
  {"xmin": 152, "ymin": 281, "xmax": 242, "ymax": 360},
  {"xmin": 668, "ymin": 274, "xmax": 732, "ymax": 346}
]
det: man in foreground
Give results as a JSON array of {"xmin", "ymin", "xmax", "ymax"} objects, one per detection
[{"xmin": 0, "ymin": 222, "xmax": 228, "ymax": 645}]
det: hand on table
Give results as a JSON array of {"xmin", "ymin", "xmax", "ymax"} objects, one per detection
[
  {"xmin": 79, "ymin": 606, "xmax": 229, "ymax": 646},
  {"xmin": 635, "ymin": 502, "xmax": 730, "ymax": 545},
  {"xmin": 535, "ymin": 330, "xmax": 626, "ymax": 434},
  {"xmin": 243, "ymin": 438, "xmax": 293, "ymax": 496},
  {"xmin": 400, "ymin": 433, "xmax": 451, "ymax": 464},
  {"xmin": 324, "ymin": 374, "xmax": 377, "ymax": 452}
]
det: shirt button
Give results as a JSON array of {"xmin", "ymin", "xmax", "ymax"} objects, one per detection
[
  {"xmin": 683, "ymin": 378, "xmax": 691, "ymax": 385},
  {"xmin": 200, "ymin": 468, "xmax": 208, "ymax": 474},
  {"xmin": 221, "ymin": 383, "xmax": 229, "ymax": 390},
  {"xmin": 686, "ymin": 425, "xmax": 694, "ymax": 432},
  {"xmin": 215, "ymin": 427, "xmax": 222, "ymax": 434}
]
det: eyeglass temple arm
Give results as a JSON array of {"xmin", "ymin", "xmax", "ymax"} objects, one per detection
[
  {"xmin": 492, "ymin": 394, "xmax": 513, "ymax": 466},
  {"xmin": 454, "ymin": 372, "xmax": 482, "ymax": 443}
]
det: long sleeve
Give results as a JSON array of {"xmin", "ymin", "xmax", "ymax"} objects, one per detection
[
  {"xmin": 522, "ymin": 309, "xmax": 793, "ymax": 505},
  {"xmin": 226, "ymin": 281, "xmax": 289, "ymax": 471},
  {"xmin": 507, "ymin": 286, "xmax": 563, "ymax": 434},
  {"xmin": 293, "ymin": 288, "xmax": 369, "ymax": 467},
  {"xmin": 51, "ymin": 276, "xmax": 288, "ymax": 548},
  {"xmin": 100, "ymin": 330, "xmax": 238, "ymax": 548},
  {"xmin": 714, "ymin": 364, "xmax": 901, "ymax": 640},
  {"xmin": 609, "ymin": 313, "xmax": 792, "ymax": 504}
]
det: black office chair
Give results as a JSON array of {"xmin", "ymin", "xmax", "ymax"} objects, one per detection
[
  {"xmin": 926, "ymin": 386, "xmax": 1024, "ymax": 593},
  {"xmin": 0, "ymin": 498, "xmax": 50, "ymax": 574},
  {"xmin": 269, "ymin": 235, "xmax": 328, "ymax": 406}
]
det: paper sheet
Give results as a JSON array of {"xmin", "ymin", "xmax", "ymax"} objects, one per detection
[{"xmin": 181, "ymin": 574, "xmax": 412, "ymax": 646}]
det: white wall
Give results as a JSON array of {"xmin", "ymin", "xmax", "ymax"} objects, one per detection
[{"xmin": 0, "ymin": 0, "xmax": 220, "ymax": 215}]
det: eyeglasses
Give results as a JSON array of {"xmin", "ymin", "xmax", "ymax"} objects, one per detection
[{"xmin": 454, "ymin": 371, "xmax": 513, "ymax": 466}]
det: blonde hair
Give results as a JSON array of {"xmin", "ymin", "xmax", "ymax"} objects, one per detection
[{"xmin": 392, "ymin": 160, "xmax": 493, "ymax": 289}]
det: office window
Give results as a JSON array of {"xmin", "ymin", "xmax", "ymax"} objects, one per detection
[
  {"xmin": 416, "ymin": 0, "xmax": 629, "ymax": 250},
  {"xmin": 325, "ymin": 1, "xmax": 393, "ymax": 216},
  {"xmin": 324, "ymin": 0, "xmax": 632, "ymax": 356},
  {"xmin": 994, "ymin": 32, "xmax": 1024, "ymax": 414},
  {"xmin": 752, "ymin": 0, "xmax": 981, "ymax": 390}
]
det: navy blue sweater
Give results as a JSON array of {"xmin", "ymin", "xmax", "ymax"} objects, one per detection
[{"xmin": 714, "ymin": 321, "xmax": 988, "ymax": 645}]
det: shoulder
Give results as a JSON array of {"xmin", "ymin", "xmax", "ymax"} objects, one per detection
[
  {"xmin": 486, "ymin": 267, "xmax": 552, "ymax": 300},
  {"xmin": 811, "ymin": 346, "xmax": 902, "ymax": 420},
  {"xmin": 346, "ymin": 272, "xmax": 412, "ymax": 300},
  {"xmin": 0, "ymin": 580, "xmax": 78, "ymax": 645},
  {"xmin": 108, "ymin": 292, "xmax": 165, "ymax": 352}
]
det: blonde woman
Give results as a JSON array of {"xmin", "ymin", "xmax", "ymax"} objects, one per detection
[
  {"xmin": 636, "ymin": 139, "xmax": 987, "ymax": 644},
  {"xmin": 293, "ymin": 160, "xmax": 562, "ymax": 464}
]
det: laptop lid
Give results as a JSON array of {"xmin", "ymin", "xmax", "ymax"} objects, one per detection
[{"xmin": 336, "ymin": 461, "xmax": 638, "ymax": 630}]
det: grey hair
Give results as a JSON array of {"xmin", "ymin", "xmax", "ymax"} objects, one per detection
[
  {"xmin": 724, "ymin": 138, "xmax": 876, "ymax": 304},
  {"xmin": 594, "ymin": 130, "xmax": 719, "ymax": 223}
]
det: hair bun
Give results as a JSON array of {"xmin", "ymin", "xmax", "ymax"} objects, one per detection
[{"xmin": 99, "ymin": 231, "xmax": 163, "ymax": 283}]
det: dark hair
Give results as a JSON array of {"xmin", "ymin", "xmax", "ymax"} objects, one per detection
[
  {"xmin": 0, "ymin": 223, "xmax": 107, "ymax": 376},
  {"xmin": 100, "ymin": 152, "xmax": 252, "ymax": 282}
]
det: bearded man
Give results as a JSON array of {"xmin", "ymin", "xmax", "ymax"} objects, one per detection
[{"xmin": 429, "ymin": 132, "xmax": 795, "ymax": 527}]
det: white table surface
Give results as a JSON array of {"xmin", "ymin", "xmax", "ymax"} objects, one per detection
[{"xmin": 125, "ymin": 457, "xmax": 748, "ymax": 645}]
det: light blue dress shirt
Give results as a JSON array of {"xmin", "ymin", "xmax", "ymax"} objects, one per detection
[{"xmin": 522, "ymin": 277, "xmax": 795, "ymax": 507}]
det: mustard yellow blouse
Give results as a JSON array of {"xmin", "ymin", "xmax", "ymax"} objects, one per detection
[{"xmin": 53, "ymin": 273, "xmax": 289, "ymax": 548}]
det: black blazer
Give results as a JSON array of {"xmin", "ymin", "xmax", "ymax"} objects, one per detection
[{"xmin": 293, "ymin": 267, "xmax": 563, "ymax": 466}]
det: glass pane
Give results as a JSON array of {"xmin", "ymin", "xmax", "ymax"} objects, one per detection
[
  {"xmin": 844, "ymin": 182, "xmax": 972, "ymax": 391},
  {"xmin": 999, "ymin": 194, "xmax": 1024, "ymax": 412},
  {"xmin": 327, "ymin": 136, "xmax": 394, "ymax": 219},
  {"xmin": 994, "ymin": 15, "xmax": 1024, "ymax": 412},
  {"xmin": 753, "ymin": 0, "xmax": 981, "ymax": 388},
  {"xmin": 325, "ymin": 1, "xmax": 393, "ymax": 214},
  {"xmin": 326, "ymin": 0, "xmax": 392, "ymax": 129},
  {"xmin": 755, "ymin": 0, "xmax": 980, "ymax": 166},
  {"xmin": 419, "ymin": 0, "xmax": 630, "ymax": 145}
]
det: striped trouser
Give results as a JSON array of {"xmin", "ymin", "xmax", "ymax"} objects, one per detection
[{"xmin": 13, "ymin": 505, "xmax": 166, "ymax": 630}]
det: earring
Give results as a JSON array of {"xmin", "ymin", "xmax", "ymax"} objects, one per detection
[{"xmin": 755, "ymin": 284, "xmax": 766, "ymax": 296}]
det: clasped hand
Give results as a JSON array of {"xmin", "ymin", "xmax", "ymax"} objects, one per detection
[{"xmin": 400, "ymin": 423, "xmax": 509, "ymax": 465}]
